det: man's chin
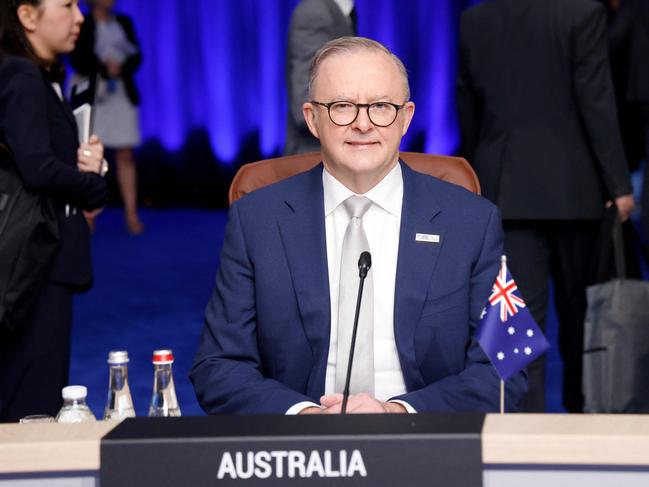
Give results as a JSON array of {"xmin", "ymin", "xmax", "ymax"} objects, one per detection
[{"xmin": 344, "ymin": 153, "xmax": 380, "ymax": 171}]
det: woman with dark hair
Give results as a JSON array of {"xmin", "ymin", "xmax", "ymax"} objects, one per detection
[
  {"xmin": 70, "ymin": 0, "xmax": 143, "ymax": 234},
  {"xmin": 0, "ymin": 0, "xmax": 107, "ymax": 422}
]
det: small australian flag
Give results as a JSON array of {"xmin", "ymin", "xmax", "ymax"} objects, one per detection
[{"xmin": 476, "ymin": 256, "xmax": 550, "ymax": 381}]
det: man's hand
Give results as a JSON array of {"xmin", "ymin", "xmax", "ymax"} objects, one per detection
[
  {"xmin": 298, "ymin": 406, "xmax": 324, "ymax": 415},
  {"xmin": 319, "ymin": 393, "xmax": 407, "ymax": 414},
  {"xmin": 614, "ymin": 194, "xmax": 635, "ymax": 222}
]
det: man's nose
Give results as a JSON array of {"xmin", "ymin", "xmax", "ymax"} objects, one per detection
[{"xmin": 351, "ymin": 106, "xmax": 373, "ymax": 132}]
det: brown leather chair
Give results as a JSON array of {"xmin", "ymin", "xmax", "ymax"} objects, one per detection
[{"xmin": 228, "ymin": 151, "xmax": 480, "ymax": 205}]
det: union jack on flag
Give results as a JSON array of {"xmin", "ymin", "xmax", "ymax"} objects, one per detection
[
  {"xmin": 476, "ymin": 256, "xmax": 550, "ymax": 381},
  {"xmin": 489, "ymin": 263, "xmax": 526, "ymax": 322}
]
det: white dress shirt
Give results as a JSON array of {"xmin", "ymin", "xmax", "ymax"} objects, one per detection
[
  {"xmin": 332, "ymin": 0, "xmax": 354, "ymax": 17},
  {"xmin": 51, "ymin": 83, "xmax": 63, "ymax": 101},
  {"xmin": 287, "ymin": 163, "xmax": 415, "ymax": 414}
]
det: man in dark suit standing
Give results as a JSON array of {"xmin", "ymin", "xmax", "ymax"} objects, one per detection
[
  {"xmin": 457, "ymin": 0, "xmax": 634, "ymax": 412},
  {"xmin": 191, "ymin": 37, "xmax": 526, "ymax": 415},
  {"xmin": 607, "ymin": 0, "xmax": 649, "ymax": 240},
  {"xmin": 284, "ymin": 0, "xmax": 356, "ymax": 155}
]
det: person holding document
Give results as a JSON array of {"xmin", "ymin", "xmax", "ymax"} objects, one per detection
[
  {"xmin": 191, "ymin": 37, "xmax": 527, "ymax": 415},
  {"xmin": 0, "ymin": 0, "xmax": 107, "ymax": 422}
]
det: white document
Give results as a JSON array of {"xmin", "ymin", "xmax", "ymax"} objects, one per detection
[{"xmin": 73, "ymin": 103, "xmax": 92, "ymax": 143}]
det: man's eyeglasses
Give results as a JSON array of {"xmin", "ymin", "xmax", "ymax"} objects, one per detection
[{"xmin": 310, "ymin": 100, "xmax": 406, "ymax": 127}]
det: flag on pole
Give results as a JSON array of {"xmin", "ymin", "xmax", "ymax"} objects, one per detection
[{"xmin": 476, "ymin": 256, "xmax": 550, "ymax": 381}]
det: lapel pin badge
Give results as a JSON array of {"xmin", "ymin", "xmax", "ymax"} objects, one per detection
[{"xmin": 415, "ymin": 233, "xmax": 440, "ymax": 243}]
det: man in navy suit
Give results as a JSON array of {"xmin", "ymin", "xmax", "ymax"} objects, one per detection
[{"xmin": 191, "ymin": 37, "xmax": 526, "ymax": 414}]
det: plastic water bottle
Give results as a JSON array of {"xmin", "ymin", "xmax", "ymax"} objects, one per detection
[
  {"xmin": 103, "ymin": 351, "xmax": 136, "ymax": 420},
  {"xmin": 56, "ymin": 386, "xmax": 96, "ymax": 423},
  {"xmin": 148, "ymin": 349, "xmax": 181, "ymax": 417}
]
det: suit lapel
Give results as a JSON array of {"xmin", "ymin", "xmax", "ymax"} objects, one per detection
[
  {"xmin": 394, "ymin": 163, "xmax": 445, "ymax": 389},
  {"xmin": 276, "ymin": 163, "xmax": 447, "ymax": 394},
  {"xmin": 277, "ymin": 165, "xmax": 331, "ymax": 395}
]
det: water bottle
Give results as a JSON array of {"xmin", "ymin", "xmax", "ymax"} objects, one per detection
[
  {"xmin": 148, "ymin": 349, "xmax": 181, "ymax": 417},
  {"xmin": 104, "ymin": 351, "xmax": 136, "ymax": 420},
  {"xmin": 56, "ymin": 386, "xmax": 96, "ymax": 423}
]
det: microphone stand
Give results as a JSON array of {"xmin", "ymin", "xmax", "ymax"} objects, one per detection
[{"xmin": 341, "ymin": 252, "xmax": 371, "ymax": 414}]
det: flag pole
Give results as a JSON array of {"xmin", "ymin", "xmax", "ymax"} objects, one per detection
[
  {"xmin": 500, "ymin": 379, "xmax": 505, "ymax": 415},
  {"xmin": 500, "ymin": 255, "xmax": 506, "ymax": 415}
]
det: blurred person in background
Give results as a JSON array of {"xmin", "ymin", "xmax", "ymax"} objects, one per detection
[
  {"xmin": 457, "ymin": 0, "xmax": 634, "ymax": 413},
  {"xmin": 70, "ymin": 0, "xmax": 142, "ymax": 234},
  {"xmin": 0, "ymin": 0, "xmax": 107, "ymax": 422},
  {"xmin": 284, "ymin": 0, "xmax": 356, "ymax": 155}
]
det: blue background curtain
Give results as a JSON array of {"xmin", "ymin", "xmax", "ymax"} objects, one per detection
[
  {"xmin": 100, "ymin": 0, "xmax": 482, "ymax": 168},
  {"xmin": 68, "ymin": 1, "xmax": 589, "ymax": 416}
]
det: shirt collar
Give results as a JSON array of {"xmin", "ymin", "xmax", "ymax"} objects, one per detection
[
  {"xmin": 50, "ymin": 82, "xmax": 63, "ymax": 102},
  {"xmin": 323, "ymin": 161, "xmax": 403, "ymax": 217},
  {"xmin": 332, "ymin": 0, "xmax": 354, "ymax": 17}
]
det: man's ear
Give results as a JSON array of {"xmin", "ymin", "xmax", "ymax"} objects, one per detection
[
  {"xmin": 17, "ymin": 4, "xmax": 38, "ymax": 32},
  {"xmin": 401, "ymin": 101, "xmax": 416, "ymax": 136},
  {"xmin": 302, "ymin": 102, "xmax": 320, "ymax": 140}
]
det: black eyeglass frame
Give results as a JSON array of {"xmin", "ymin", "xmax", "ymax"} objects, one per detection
[{"xmin": 310, "ymin": 100, "xmax": 407, "ymax": 127}]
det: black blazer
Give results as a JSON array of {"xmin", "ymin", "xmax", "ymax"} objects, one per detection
[
  {"xmin": 607, "ymin": 0, "xmax": 649, "ymax": 170},
  {"xmin": 609, "ymin": 0, "xmax": 649, "ymax": 103},
  {"xmin": 0, "ymin": 56, "xmax": 106, "ymax": 288},
  {"xmin": 69, "ymin": 14, "xmax": 142, "ymax": 105},
  {"xmin": 457, "ymin": 0, "xmax": 632, "ymax": 220}
]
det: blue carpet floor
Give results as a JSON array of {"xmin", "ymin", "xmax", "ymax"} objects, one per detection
[
  {"xmin": 70, "ymin": 208, "xmax": 569, "ymax": 417},
  {"xmin": 70, "ymin": 208, "xmax": 227, "ymax": 417}
]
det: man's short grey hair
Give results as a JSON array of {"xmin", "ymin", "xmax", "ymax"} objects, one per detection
[{"xmin": 307, "ymin": 36, "xmax": 411, "ymax": 101}]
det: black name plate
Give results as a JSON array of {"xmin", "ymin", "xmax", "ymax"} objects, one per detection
[{"xmin": 101, "ymin": 413, "xmax": 484, "ymax": 486}]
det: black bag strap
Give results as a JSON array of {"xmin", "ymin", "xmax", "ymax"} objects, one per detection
[
  {"xmin": 608, "ymin": 206, "xmax": 649, "ymax": 280},
  {"xmin": 630, "ymin": 221, "xmax": 649, "ymax": 268},
  {"xmin": 592, "ymin": 205, "xmax": 621, "ymax": 282},
  {"xmin": 611, "ymin": 209, "xmax": 626, "ymax": 279},
  {"xmin": 592, "ymin": 204, "xmax": 649, "ymax": 282}
]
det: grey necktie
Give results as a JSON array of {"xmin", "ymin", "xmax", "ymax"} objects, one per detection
[{"xmin": 335, "ymin": 195, "xmax": 374, "ymax": 396}]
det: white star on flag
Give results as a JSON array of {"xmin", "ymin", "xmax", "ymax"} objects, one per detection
[{"xmin": 476, "ymin": 255, "xmax": 550, "ymax": 381}]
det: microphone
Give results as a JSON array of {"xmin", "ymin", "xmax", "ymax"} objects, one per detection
[
  {"xmin": 358, "ymin": 251, "xmax": 371, "ymax": 279},
  {"xmin": 341, "ymin": 251, "xmax": 372, "ymax": 414}
]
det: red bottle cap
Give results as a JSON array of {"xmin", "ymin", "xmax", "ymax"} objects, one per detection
[{"xmin": 152, "ymin": 349, "xmax": 174, "ymax": 364}]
